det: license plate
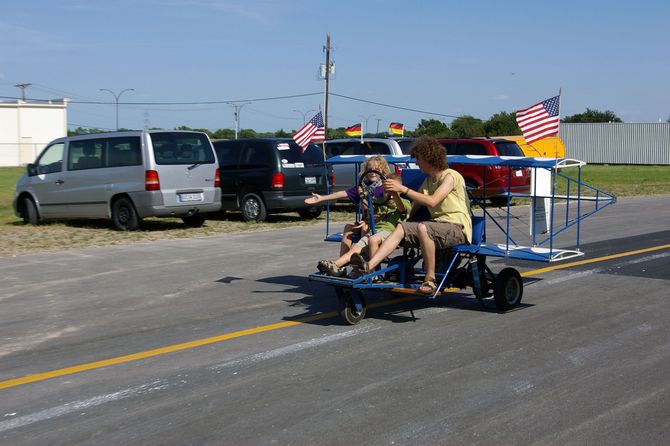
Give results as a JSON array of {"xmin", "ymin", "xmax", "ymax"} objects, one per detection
[
  {"xmin": 178, "ymin": 193, "xmax": 203, "ymax": 202},
  {"xmin": 304, "ymin": 176, "xmax": 316, "ymax": 185}
]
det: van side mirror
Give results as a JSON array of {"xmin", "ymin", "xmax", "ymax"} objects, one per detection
[{"xmin": 27, "ymin": 163, "xmax": 37, "ymax": 176}]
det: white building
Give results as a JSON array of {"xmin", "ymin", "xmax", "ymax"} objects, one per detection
[{"xmin": 0, "ymin": 99, "xmax": 68, "ymax": 166}]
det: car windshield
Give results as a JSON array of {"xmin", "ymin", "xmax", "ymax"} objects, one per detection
[
  {"xmin": 275, "ymin": 141, "xmax": 324, "ymax": 167},
  {"xmin": 494, "ymin": 142, "xmax": 524, "ymax": 156},
  {"xmin": 151, "ymin": 132, "xmax": 216, "ymax": 165},
  {"xmin": 397, "ymin": 139, "xmax": 414, "ymax": 154}
]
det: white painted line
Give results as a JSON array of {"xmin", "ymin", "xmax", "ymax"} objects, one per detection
[
  {"xmin": 210, "ymin": 325, "xmax": 380, "ymax": 371},
  {"xmin": 0, "ymin": 380, "xmax": 168, "ymax": 433}
]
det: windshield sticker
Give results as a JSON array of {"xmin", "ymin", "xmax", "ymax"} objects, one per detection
[{"xmin": 277, "ymin": 143, "xmax": 290, "ymax": 150}]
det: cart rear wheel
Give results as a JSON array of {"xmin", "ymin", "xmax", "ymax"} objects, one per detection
[
  {"xmin": 335, "ymin": 288, "xmax": 366, "ymax": 325},
  {"xmin": 493, "ymin": 268, "xmax": 523, "ymax": 311}
]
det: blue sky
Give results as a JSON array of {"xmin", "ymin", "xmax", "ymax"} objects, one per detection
[{"xmin": 1, "ymin": 0, "xmax": 668, "ymax": 133}]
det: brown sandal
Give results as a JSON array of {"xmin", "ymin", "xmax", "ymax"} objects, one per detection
[{"xmin": 417, "ymin": 277, "xmax": 437, "ymax": 295}]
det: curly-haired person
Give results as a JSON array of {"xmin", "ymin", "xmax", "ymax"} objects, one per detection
[{"xmin": 350, "ymin": 137, "xmax": 472, "ymax": 295}]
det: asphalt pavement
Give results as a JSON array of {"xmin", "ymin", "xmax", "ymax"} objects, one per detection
[{"xmin": 1, "ymin": 195, "xmax": 669, "ymax": 445}]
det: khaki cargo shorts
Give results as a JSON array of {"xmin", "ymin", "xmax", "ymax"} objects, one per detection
[
  {"xmin": 400, "ymin": 221, "xmax": 466, "ymax": 250},
  {"xmin": 355, "ymin": 229, "xmax": 392, "ymax": 249}
]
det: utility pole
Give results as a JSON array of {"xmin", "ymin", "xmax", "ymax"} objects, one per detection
[
  {"xmin": 323, "ymin": 34, "xmax": 331, "ymax": 139},
  {"xmin": 231, "ymin": 102, "xmax": 251, "ymax": 139},
  {"xmin": 375, "ymin": 118, "xmax": 383, "ymax": 135},
  {"xmin": 14, "ymin": 83, "xmax": 31, "ymax": 100}
]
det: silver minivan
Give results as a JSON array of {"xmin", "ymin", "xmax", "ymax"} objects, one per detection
[{"xmin": 13, "ymin": 130, "xmax": 221, "ymax": 230}]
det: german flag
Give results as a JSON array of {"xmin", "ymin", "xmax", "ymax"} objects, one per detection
[
  {"xmin": 389, "ymin": 122, "xmax": 404, "ymax": 136},
  {"xmin": 345, "ymin": 123, "xmax": 362, "ymax": 137}
]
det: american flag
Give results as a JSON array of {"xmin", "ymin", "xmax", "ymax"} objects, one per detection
[
  {"xmin": 293, "ymin": 111, "xmax": 325, "ymax": 150},
  {"xmin": 515, "ymin": 95, "xmax": 560, "ymax": 144}
]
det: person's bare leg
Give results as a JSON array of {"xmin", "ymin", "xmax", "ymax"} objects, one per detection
[
  {"xmin": 340, "ymin": 223, "xmax": 355, "ymax": 255},
  {"xmin": 333, "ymin": 244, "xmax": 363, "ymax": 268},
  {"xmin": 365, "ymin": 224, "xmax": 405, "ymax": 270},
  {"xmin": 368, "ymin": 234, "xmax": 381, "ymax": 261},
  {"xmin": 417, "ymin": 223, "xmax": 436, "ymax": 281}
]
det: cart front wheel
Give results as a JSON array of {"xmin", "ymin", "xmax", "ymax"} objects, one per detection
[
  {"xmin": 493, "ymin": 268, "xmax": 523, "ymax": 311},
  {"xmin": 335, "ymin": 288, "xmax": 367, "ymax": 325}
]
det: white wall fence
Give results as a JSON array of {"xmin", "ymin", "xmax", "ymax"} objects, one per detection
[
  {"xmin": 0, "ymin": 142, "xmax": 48, "ymax": 167},
  {"xmin": 561, "ymin": 123, "xmax": 670, "ymax": 165}
]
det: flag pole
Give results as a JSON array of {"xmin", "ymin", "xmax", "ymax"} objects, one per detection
[{"xmin": 556, "ymin": 87, "xmax": 562, "ymax": 159}]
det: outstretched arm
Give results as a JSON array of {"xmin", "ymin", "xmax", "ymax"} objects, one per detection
[{"xmin": 304, "ymin": 189, "xmax": 348, "ymax": 205}]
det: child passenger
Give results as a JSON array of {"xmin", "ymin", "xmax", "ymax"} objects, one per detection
[
  {"xmin": 304, "ymin": 156, "xmax": 392, "ymax": 259},
  {"xmin": 316, "ymin": 171, "xmax": 411, "ymax": 277}
]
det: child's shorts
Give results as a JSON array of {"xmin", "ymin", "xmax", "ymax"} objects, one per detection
[
  {"xmin": 400, "ymin": 221, "xmax": 466, "ymax": 250},
  {"xmin": 354, "ymin": 229, "xmax": 392, "ymax": 249}
]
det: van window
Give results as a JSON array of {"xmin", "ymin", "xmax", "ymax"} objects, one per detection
[
  {"xmin": 325, "ymin": 142, "xmax": 357, "ymax": 157},
  {"xmin": 240, "ymin": 143, "xmax": 272, "ymax": 169},
  {"xmin": 494, "ymin": 141, "xmax": 524, "ymax": 156},
  {"xmin": 68, "ymin": 140, "xmax": 103, "ymax": 170},
  {"xmin": 68, "ymin": 137, "xmax": 142, "ymax": 170},
  {"xmin": 362, "ymin": 142, "xmax": 391, "ymax": 155},
  {"xmin": 107, "ymin": 137, "xmax": 142, "ymax": 166},
  {"xmin": 214, "ymin": 140, "xmax": 244, "ymax": 170},
  {"xmin": 36, "ymin": 143, "xmax": 64, "ymax": 174},
  {"xmin": 457, "ymin": 143, "xmax": 487, "ymax": 156},
  {"xmin": 151, "ymin": 132, "xmax": 215, "ymax": 165},
  {"xmin": 275, "ymin": 141, "xmax": 324, "ymax": 167}
]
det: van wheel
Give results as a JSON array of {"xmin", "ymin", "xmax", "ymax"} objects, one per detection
[
  {"xmin": 298, "ymin": 207, "xmax": 322, "ymax": 220},
  {"xmin": 182, "ymin": 214, "xmax": 206, "ymax": 227},
  {"xmin": 112, "ymin": 197, "xmax": 140, "ymax": 231},
  {"xmin": 241, "ymin": 193, "xmax": 267, "ymax": 222},
  {"xmin": 22, "ymin": 197, "xmax": 40, "ymax": 225}
]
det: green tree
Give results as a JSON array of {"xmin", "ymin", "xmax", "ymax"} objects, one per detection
[
  {"xmin": 327, "ymin": 127, "xmax": 348, "ymax": 139},
  {"xmin": 68, "ymin": 127, "xmax": 107, "ymax": 136},
  {"xmin": 484, "ymin": 112, "xmax": 521, "ymax": 136},
  {"xmin": 238, "ymin": 129, "xmax": 258, "ymax": 138},
  {"xmin": 413, "ymin": 119, "xmax": 451, "ymax": 138},
  {"xmin": 450, "ymin": 115, "xmax": 485, "ymax": 137},
  {"xmin": 211, "ymin": 129, "xmax": 236, "ymax": 140},
  {"xmin": 563, "ymin": 108, "xmax": 623, "ymax": 123},
  {"xmin": 273, "ymin": 129, "xmax": 292, "ymax": 138}
]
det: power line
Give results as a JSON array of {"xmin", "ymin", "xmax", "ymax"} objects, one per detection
[{"xmin": 330, "ymin": 92, "xmax": 462, "ymax": 119}]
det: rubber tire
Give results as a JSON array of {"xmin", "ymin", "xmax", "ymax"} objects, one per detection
[
  {"xmin": 297, "ymin": 207, "xmax": 322, "ymax": 220},
  {"xmin": 22, "ymin": 197, "xmax": 40, "ymax": 225},
  {"xmin": 112, "ymin": 197, "xmax": 140, "ymax": 231},
  {"xmin": 493, "ymin": 267, "xmax": 523, "ymax": 311},
  {"xmin": 182, "ymin": 214, "xmax": 206, "ymax": 227},
  {"xmin": 241, "ymin": 193, "xmax": 267, "ymax": 222},
  {"xmin": 336, "ymin": 288, "xmax": 366, "ymax": 325}
]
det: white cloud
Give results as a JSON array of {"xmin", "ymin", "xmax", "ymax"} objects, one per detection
[{"xmin": 493, "ymin": 94, "xmax": 510, "ymax": 101}]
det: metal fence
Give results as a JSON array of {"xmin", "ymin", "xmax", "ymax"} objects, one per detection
[{"xmin": 560, "ymin": 123, "xmax": 670, "ymax": 165}]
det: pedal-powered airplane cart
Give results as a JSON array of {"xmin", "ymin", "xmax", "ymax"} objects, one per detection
[{"xmin": 310, "ymin": 154, "xmax": 616, "ymax": 325}]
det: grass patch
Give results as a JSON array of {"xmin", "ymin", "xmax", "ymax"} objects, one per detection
[{"xmin": 1, "ymin": 164, "xmax": 668, "ymax": 258}]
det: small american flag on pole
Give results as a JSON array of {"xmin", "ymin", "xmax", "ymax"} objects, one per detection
[
  {"xmin": 515, "ymin": 95, "xmax": 560, "ymax": 144},
  {"xmin": 293, "ymin": 111, "xmax": 325, "ymax": 151}
]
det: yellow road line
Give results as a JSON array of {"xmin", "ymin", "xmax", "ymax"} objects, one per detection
[
  {"xmin": 520, "ymin": 243, "xmax": 670, "ymax": 276},
  {"xmin": 2, "ymin": 242, "xmax": 669, "ymax": 390}
]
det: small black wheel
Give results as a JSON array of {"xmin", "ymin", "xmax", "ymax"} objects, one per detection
[
  {"xmin": 241, "ymin": 193, "xmax": 267, "ymax": 222},
  {"xmin": 335, "ymin": 288, "xmax": 366, "ymax": 325},
  {"xmin": 182, "ymin": 214, "xmax": 206, "ymax": 227},
  {"xmin": 493, "ymin": 267, "xmax": 523, "ymax": 311},
  {"xmin": 22, "ymin": 197, "xmax": 40, "ymax": 225},
  {"xmin": 298, "ymin": 206, "xmax": 322, "ymax": 220},
  {"xmin": 112, "ymin": 197, "xmax": 140, "ymax": 231}
]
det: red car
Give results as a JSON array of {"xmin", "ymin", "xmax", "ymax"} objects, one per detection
[{"xmin": 437, "ymin": 138, "xmax": 531, "ymax": 206}]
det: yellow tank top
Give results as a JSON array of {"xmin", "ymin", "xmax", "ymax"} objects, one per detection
[{"xmin": 419, "ymin": 168, "xmax": 473, "ymax": 243}]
